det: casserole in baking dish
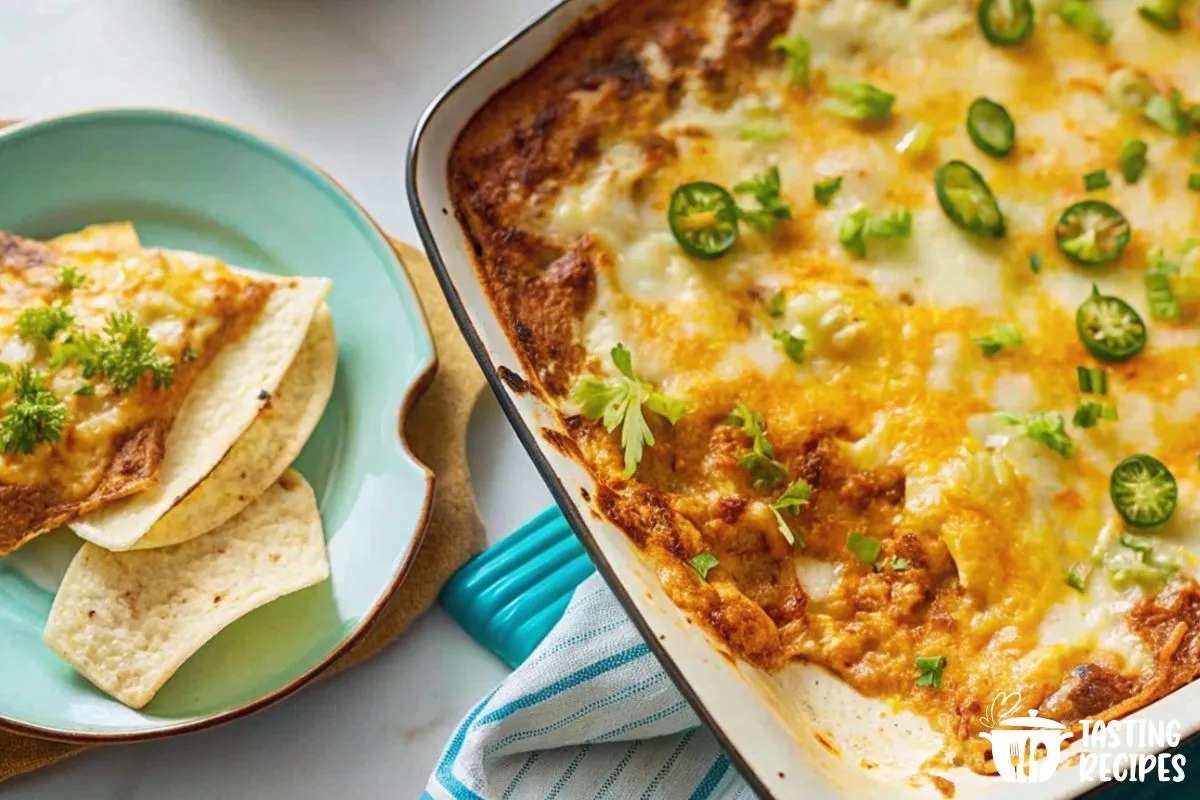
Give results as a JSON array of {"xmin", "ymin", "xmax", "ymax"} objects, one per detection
[{"xmin": 410, "ymin": 0, "xmax": 1200, "ymax": 795}]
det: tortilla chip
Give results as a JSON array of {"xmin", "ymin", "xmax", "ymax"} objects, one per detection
[
  {"xmin": 132, "ymin": 305, "xmax": 336, "ymax": 549},
  {"xmin": 44, "ymin": 470, "xmax": 329, "ymax": 709},
  {"xmin": 71, "ymin": 260, "xmax": 331, "ymax": 551},
  {"xmin": 50, "ymin": 222, "xmax": 141, "ymax": 253}
]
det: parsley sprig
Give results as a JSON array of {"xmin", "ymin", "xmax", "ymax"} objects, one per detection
[
  {"xmin": 0, "ymin": 364, "xmax": 67, "ymax": 455},
  {"xmin": 16, "ymin": 305, "xmax": 74, "ymax": 345},
  {"xmin": 573, "ymin": 344, "xmax": 687, "ymax": 478},
  {"xmin": 728, "ymin": 403, "xmax": 786, "ymax": 488},
  {"xmin": 59, "ymin": 312, "xmax": 175, "ymax": 393},
  {"xmin": 915, "ymin": 655, "xmax": 946, "ymax": 688}
]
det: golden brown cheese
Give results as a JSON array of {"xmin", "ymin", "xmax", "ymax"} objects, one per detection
[
  {"xmin": 450, "ymin": 0, "xmax": 1200, "ymax": 774},
  {"xmin": 0, "ymin": 232, "xmax": 271, "ymax": 553}
]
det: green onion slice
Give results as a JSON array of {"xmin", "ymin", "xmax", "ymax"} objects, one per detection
[
  {"xmin": 978, "ymin": 0, "xmax": 1035, "ymax": 45},
  {"xmin": 1083, "ymin": 169, "xmax": 1110, "ymax": 191},
  {"xmin": 1118, "ymin": 139, "xmax": 1148, "ymax": 184},
  {"xmin": 934, "ymin": 160, "xmax": 1005, "ymax": 237},
  {"xmin": 1076, "ymin": 285, "xmax": 1147, "ymax": 362},
  {"xmin": 967, "ymin": 98, "xmax": 1016, "ymax": 157},
  {"xmin": 1055, "ymin": 201, "xmax": 1131, "ymax": 266},
  {"xmin": 1145, "ymin": 269, "xmax": 1182, "ymax": 322},
  {"xmin": 1056, "ymin": 0, "xmax": 1113, "ymax": 43},
  {"xmin": 1111, "ymin": 454, "xmax": 1178, "ymax": 528},
  {"xmin": 1138, "ymin": 0, "xmax": 1182, "ymax": 30},
  {"xmin": 1077, "ymin": 365, "xmax": 1107, "ymax": 395},
  {"xmin": 668, "ymin": 182, "xmax": 740, "ymax": 260},
  {"xmin": 1189, "ymin": 174, "xmax": 1200, "ymax": 192}
]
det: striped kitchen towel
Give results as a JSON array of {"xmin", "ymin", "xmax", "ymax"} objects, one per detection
[{"xmin": 424, "ymin": 574, "xmax": 755, "ymax": 800}]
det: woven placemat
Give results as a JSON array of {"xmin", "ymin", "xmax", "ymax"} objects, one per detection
[{"xmin": 0, "ymin": 237, "xmax": 487, "ymax": 782}]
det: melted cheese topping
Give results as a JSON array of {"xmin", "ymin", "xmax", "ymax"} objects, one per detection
[
  {"xmin": 541, "ymin": 0, "xmax": 1200, "ymax": 766},
  {"xmin": 0, "ymin": 247, "xmax": 256, "ymax": 490}
]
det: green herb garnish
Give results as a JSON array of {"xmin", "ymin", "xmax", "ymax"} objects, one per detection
[
  {"xmin": 0, "ymin": 365, "xmax": 67, "ymax": 455},
  {"xmin": 813, "ymin": 175, "xmax": 844, "ymax": 207},
  {"xmin": 847, "ymin": 531, "xmax": 883, "ymax": 569},
  {"xmin": 1030, "ymin": 253, "xmax": 1043, "ymax": 274},
  {"xmin": 769, "ymin": 35, "xmax": 812, "ymax": 88},
  {"xmin": 1056, "ymin": 0, "xmax": 1112, "ymax": 43},
  {"xmin": 1143, "ymin": 91, "xmax": 1190, "ymax": 137},
  {"xmin": 1083, "ymin": 169, "xmax": 1110, "ymax": 191},
  {"xmin": 772, "ymin": 330, "xmax": 806, "ymax": 363},
  {"xmin": 739, "ymin": 124, "xmax": 789, "ymax": 143},
  {"xmin": 892, "ymin": 556, "xmax": 911, "ymax": 571},
  {"xmin": 771, "ymin": 478, "xmax": 812, "ymax": 547},
  {"xmin": 58, "ymin": 265, "xmax": 87, "ymax": 291},
  {"xmin": 821, "ymin": 79, "xmax": 896, "ymax": 122},
  {"xmin": 1138, "ymin": 0, "xmax": 1182, "ymax": 30},
  {"xmin": 729, "ymin": 403, "xmax": 786, "ymax": 488},
  {"xmin": 573, "ymin": 343, "xmax": 688, "ymax": 478},
  {"xmin": 767, "ymin": 290, "xmax": 786, "ymax": 318},
  {"xmin": 1074, "ymin": 400, "xmax": 1118, "ymax": 428},
  {"xmin": 1077, "ymin": 366, "xmax": 1107, "ymax": 395},
  {"xmin": 65, "ymin": 312, "xmax": 175, "ymax": 393},
  {"xmin": 838, "ymin": 206, "xmax": 912, "ymax": 257},
  {"xmin": 915, "ymin": 655, "xmax": 946, "ymax": 688},
  {"xmin": 974, "ymin": 323, "xmax": 1023, "ymax": 356},
  {"xmin": 996, "ymin": 411, "xmax": 1076, "ymax": 458},
  {"xmin": 1118, "ymin": 139, "xmax": 1148, "ymax": 183},
  {"xmin": 733, "ymin": 167, "xmax": 792, "ymax": 234},
  {"xmin": 16, "ymin": 305, "xmax": 74, "ymax": 345},
  {"xmin": 1146, "ymin": 253, "xmax": 1182, "ymax": 321},
  {"xmin": 689, "ymin": 552, "xmax": 720, "ymax": 580}
]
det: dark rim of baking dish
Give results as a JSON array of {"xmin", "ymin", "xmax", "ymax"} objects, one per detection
[{"xmin": 404, "ymin": 2, "xmax": 1175, "ymax": 796}]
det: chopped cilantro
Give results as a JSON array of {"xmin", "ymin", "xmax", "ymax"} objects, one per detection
[
  {"xmin": 728, "ymin": 402, "xmax": 786, "ymax": 489},
  {"xmin": 573, "ymin": 343, "xmax": 688, "ymax": 478},
  {"xmin": 891, "ymin": 556, "xmax": 911, "ymax": 572},
  {"xmin": 915, "ymin": 655, "xmax": 946, "ymax": 688},
  {"xmin": 772, "ymin": 329, "xmax": 806, "ymax": 363},
  {"xmin": 733, "ymin": 167, "xmax": 792, "ymax": 234},
  {"xmin": 813, "ymin": 175, "xmax": 844, "ymax": 207},
  {"xmin": 770, "ymin": 478, "xmax": 812, "ymax": 547},
  {"xmin": 847, "ymin": 531, "xmax": 883, "ymax": 569},
  {"xmin": 689, "ymin": 552, "xmax": 720, "ymax": 580},
  {"xmin": 996, "ymin": 411, "xmax": 1076, "ymax": 458}
]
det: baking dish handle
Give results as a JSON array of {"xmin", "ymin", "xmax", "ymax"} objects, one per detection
[{"xmin": 439, "ymin": 506, "xmax": 595, "ymax": 668}]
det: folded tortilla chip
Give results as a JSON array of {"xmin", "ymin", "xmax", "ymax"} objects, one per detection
[
  {"xmin": 132, "ymin": 304, "xmax": 337, "ymax": 549},
  {"xmin": 71, "ymin": 258, "xmax": 331, "ymax": 551},
  {"xmin": 44, "ymin": 470, "xmax": 329, "ymax": 709}
]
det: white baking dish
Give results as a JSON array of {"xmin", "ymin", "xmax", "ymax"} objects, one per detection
[{"xmin": 406, "ymin": 2, "xmax": 1198, "ymax": 796}]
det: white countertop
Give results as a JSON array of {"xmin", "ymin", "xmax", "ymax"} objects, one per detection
[{"xmin": 1, "ymin": 0, "xmax": 556, "ymax": 796}]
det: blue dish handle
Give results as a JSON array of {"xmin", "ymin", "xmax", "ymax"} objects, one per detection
[{"xmin": 439, "ymin": 507, "xmax": 595, "ymax": 668}]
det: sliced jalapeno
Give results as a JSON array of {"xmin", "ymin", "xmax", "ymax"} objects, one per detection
[
  {"xmin": 933, "ymin": 160, "xmax": 1006, "ymax": 237},
  {"xmin": 967, "ymin": 98, "xmax": 1016, "ymax": 157},
  {"xmin": 1055, "ymin": 201, "xmax": 1131, "ymax": 266},
  {"xmin": 978, "ymin": 0, "xmax": 1035, "ymax": 45},
  {"xmin": 668, "ymin": 182, "xmax": 739, "ymax": 260},
  {"xmin": 1111, "ymin": 454, "xmax": 1178, "ymax": 528},
  {"xmin": 1076, "ymin": 285, "xmax": 1147, "ymax": 362}
]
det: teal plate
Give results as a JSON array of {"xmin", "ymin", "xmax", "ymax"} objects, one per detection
[{"xmin": 0, "ymin": 110, "xmax": 436, "ymax": 742}]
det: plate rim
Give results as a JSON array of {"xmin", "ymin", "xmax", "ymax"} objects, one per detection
[{"xmin": 0, "ymin": 108, "xmax": 439, "ymax": 744}]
